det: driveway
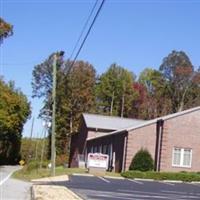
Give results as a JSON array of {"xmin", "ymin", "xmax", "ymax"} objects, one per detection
[
  {"xmin": 62, "ymin": 175, "xmax": 200, "ymax": 200},
  {"xmin": 0, "ymin": 165, "xmax": 32, "ymax": 200}
]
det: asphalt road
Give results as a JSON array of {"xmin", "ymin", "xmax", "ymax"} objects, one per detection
[
  {"xmin": 0, "ymin": 165, "xmax": 32, "ymax": 200},
  {"xmin": 63, "ymin": 175, "xmax": 200, "ymax": 200}
]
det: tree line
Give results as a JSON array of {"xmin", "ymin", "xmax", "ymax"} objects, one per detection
[
  {"xmin": 0, "ymin": 78, "xmax": 31, "ymax": 164},
  {"xmin": 32, "ymin": 50, "xmax": 200, "ymax": 160}
]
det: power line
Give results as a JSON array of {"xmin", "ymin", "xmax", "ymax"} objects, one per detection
[
  {"xmin": 68, "ymin": 0, "xmax": 106, "ymax": 72},
  {"xmin": 69, "ymin": 0, "xmax": 99, "ymax": 60},
  {"xmin": 1, "ymin": 0, "xmax": 105, "ymax": 69}
]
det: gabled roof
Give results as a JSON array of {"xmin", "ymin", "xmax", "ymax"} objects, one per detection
[
  {"xmin": 83, "ymin": 113, "xmax": 146, "ymax": 131},
  {"xmin": 87, "ymin": 106, "xmax": 200, "ymax": 141}
]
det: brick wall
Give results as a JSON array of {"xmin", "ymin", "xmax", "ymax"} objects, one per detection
[
  {"xmin": 160, "ymin": 109, "xmax": 200, "ymax": 172},
  {"xmin": 69, "ymin": 120, "xmax": 88, "ymax": 168},
  {"xmin": 125, "ymin": 123, "xmax": 157, "ymax": 171},
  {"xmin": 125, "ymin": 109, "xmax": 200, "ymax": 172}
]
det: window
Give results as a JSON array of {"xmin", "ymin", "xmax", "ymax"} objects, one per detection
[
  {"xmin": 172, "ymin": 148, "xmax": 192, "ymax": 168},
  {"xmin": 94, "ymin": 146, "xmax": 98, "ymax": 153},
  {"xmin": 103, "ymin": 145, "xmax": 107, "ymax": 154}
]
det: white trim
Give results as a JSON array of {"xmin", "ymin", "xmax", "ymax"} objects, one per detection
[{"xmin": 172, "ymin": 147, "xmax": 192, "ymax": 168}]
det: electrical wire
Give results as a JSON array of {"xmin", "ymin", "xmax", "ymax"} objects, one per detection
[
  {"xmin": 69, "ymin": 0, "xmax": 99, "ymax": 60},
  {"xmin": 68, "ymin": 0, "xmax": 105, "ymax": 72}
]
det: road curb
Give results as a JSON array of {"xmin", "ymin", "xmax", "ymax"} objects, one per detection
[
  {"xmin": 134, "ymin": 178, "xmax": 154, "ymax": 182},
  {"xmin": 72, "ymin": 173, "xmax": 94, "ymax": 177},
  {"xmin": 31, "ymin": 186, "xmax": 36, "ymax": 200},
  {"xmin": 104, "ymin": 175, "xmax": 125, "ymax": 180},
  {"xmin": 126, "ymin": 178, "xmax": 200, "ymax": 184},
  {"xmin": 162, "ymin": 180, "xmax": 183, "ymax": 183},
  {"xmin": 191, "ymin": 181, "xmax": 200, "ymax": 184}
]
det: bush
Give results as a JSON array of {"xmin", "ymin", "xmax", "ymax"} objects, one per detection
[
  {"xmin": 129, "ymin": 149, "xmax": 154, "ymax": 171},
  {"xmin": 26, "ymin": 160, "xmax": 40, "ymax": 171},
  {"xmin": 121, "ymin": 170, "xmax": 200, "ymax": 182},
  {"xmin": 56, "ymin": 154, "xmax": 68, "ymax": 166},
  {"xmin": 25, "ymin": 160, "xmax": 49, "ymax": 171}
]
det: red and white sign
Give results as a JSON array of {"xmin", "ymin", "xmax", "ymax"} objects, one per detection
[{"xmin": 87, "ymin": 153, "xmax": 109, "ymax": 169}]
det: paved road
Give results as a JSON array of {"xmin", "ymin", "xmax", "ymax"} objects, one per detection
[
  {"xmin": 63, "ymin": 175, "xmax": 200, "ymax": 200},
  {"xmin": 0, "ymin": 165, "xmax": 32, "ymax": 200}
]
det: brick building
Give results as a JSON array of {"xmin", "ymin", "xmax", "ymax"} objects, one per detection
[{"xmin": 69, "ymin": 107, "xmax": 200, "ymax": 173}]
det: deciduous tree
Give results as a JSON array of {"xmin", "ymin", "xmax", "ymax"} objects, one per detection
[
  {"xmin": 0, "ymin": 18, "xmax": 13, "ymax": 44},
  {"xmin": 160, "ymin": 50, "xmax": 200, "ymax": 112},
  {"xmin": 96, "ymin": 64, "xmax": 136, "ymax": 117},
  {"xmin": 0, "ymin": 78, "xmax": 31, "ymax": 164}
]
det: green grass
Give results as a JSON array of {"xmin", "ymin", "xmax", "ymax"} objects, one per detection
[
  {"xmin": 121, "ymin": 170, "xmax": 200, "ymax": 182},
  {"xmin": 105, "ymin": 171, "xmax": 121, "ymax": 177},
  {"xmin": 12, "ymin": 166, "xmax": 87, "ymax": 181}
]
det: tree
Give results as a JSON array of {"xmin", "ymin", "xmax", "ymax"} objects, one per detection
[
  {"xmin": 0, "ymin": 78, "xmax": 31, "ymax": 164},
  {"xmin": 32, "ymin": 54, "xmax": 96, "ymax": 157},
  {"xmin": 96, "ymin": 63, "xmax": 136, "ymax": 117},
  {"xmin": 131, "ymin": 82, "xmax": 148, "ymax": 119},
  {"xmin": 56, "ymin": 60, "xmax": 96, "ymax": 155},
  {"xmin": 137, "ymin": 68, "xmax": 170, "ymax": 119},
  {"xmin": 159, "ymin": 50, "xmax": 199, "ymax": 112},
  {"xmin": 0, "ymin": 18, "xmax": 13, "ymax": 44}
]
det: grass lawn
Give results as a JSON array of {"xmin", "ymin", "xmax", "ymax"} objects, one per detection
[
  {"xmin": 12, "ymin": 165, "xmax": 122, "ymax": 181},
  {"xmin": 105, "ymin": 171, "xmax": 122, "ymax": 177},
  {"xmin": 12, "ymin": 166, "xmax": 87, "ymax": 181}
]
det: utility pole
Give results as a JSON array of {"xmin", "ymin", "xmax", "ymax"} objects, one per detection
[
  {"xmin": 51, "ymin": 54, "xmax": 57, "ymax": 176},
  {"xmin": 27, "ymin": 117, "xmax": 34, "ymax": 162}
]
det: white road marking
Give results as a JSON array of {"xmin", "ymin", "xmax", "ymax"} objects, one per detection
[
  {"xmin": 0, "ymin": 171, "xmax": 13, "ymax": 186},
  {"xmin": 128, "ymin": 179, "xmax": 143, "ymax": 185},
  {"xmin": 98, "ymin": 176, "xmax": 110, "ymax": 183}
]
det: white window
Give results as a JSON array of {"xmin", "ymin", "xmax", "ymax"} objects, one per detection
[{"xmin": 172, "ymin": 148, "xmax": 192, "ymax": 168}]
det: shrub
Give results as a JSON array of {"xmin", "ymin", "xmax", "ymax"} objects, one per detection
[
  {"xmin": 26, "ymin": 160, "xmax": 40, "ymax": 171},
  {"xmin": 56, "ymin": 154, "xmax": 68, "ymax": 166},
  {"xmin": 25, "ymin": 160, "xmax": 49, "ymax": 171},
  {"xmin": 121, "ymin": 170, "xmax": 200, "ymax": 182},
  {"xmin": 129, "ymin": 149, "xmax": 154, "ymax": 171}
]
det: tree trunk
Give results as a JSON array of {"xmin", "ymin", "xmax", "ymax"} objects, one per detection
[
  {"xmin": 110, "ymin": 91, "xmax": 115, "ymax": 116},
  {"xmin": 178, "ymin": 85, "xmax": 190, "ymax": 112},
  {"xmin": 70, "ymin": 110, "xmax": 73, "ymax": 133},
  {"xmin": 121, "ymin": 94, "xmax": 125, "ymax": 118}
]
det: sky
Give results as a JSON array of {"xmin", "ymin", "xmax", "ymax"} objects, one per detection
[{"xmin": 1, "ymin": 0, "xmax": 200, "ymax": 138}]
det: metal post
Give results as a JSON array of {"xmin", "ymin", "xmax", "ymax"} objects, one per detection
[{"xmin": 51, "ymin": 54, "xmax": 57, "ymax": 176}]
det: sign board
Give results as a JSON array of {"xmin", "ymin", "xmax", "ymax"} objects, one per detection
[{"xmin": 87, "ymin": 153, "xmax": 109, "ymax": 169}]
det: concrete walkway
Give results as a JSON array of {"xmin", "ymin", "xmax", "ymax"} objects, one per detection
[{"xmin": 31, "ymin": 175, "xmax": 82, "ymax": 200}]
